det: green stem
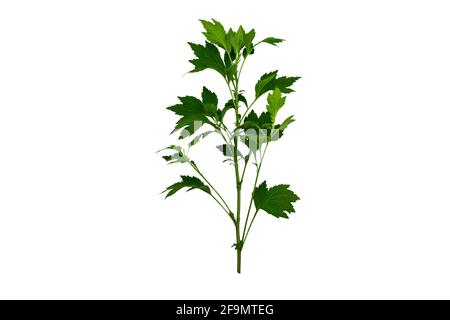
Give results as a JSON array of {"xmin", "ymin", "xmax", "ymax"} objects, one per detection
[
  {"xmin": 231, "ymin": 58, "xmax": 243, "ymax": 273},
  {"xmin": 239, "ymin": 98, "xmax": 257, "ymax": 126},
  {"xmin": 240, "ymin": 156, "xmax": 249, "ymax": 185},
  {"xmin": 190, "ymin": 161, "xmax": 235, "ymax": 222},
  {"xmin": 237, "ymin": 57, "xmax": 247, "ymax": 82},
  {"xmin": 237, "ymin": 248, "xmax": 242, "ymax": 273},
  {"xmin": 242, "ymin": 144, "xmax": 269, "ymax": 242},
  {"xmin": 243, "ymin": 210, "xmax": 259, "ymax": 243},
  {"xmin": 223, "ymin": 53, "xmax": 249, "ymax": 273}
]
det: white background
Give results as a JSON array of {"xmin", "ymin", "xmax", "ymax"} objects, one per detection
[{"xmin": 1, "ymin": 0, "xmax": 450, "ymax": 299}]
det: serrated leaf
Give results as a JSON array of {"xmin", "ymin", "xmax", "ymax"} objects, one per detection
[
  {"xmin": 254, "ymin": 70, "xmax": 300, "ymax": 99},
  {"xmin": 228, "ymin": 26, "xmax": 245, "ymax": 55},
  {"xmin": 167, "ymin": 87, "xmax": 220, "ymax": 137},
  {"xmin": 241, "ymin": 110, "xmax": 273, "ymax": 130},
  {"xmin": 241, "ymin": 110, "xmax": 273, "ymax": 152},
  {"xmin": 244, "ymin": 29, "xmax": 256, "ymax": 56},
  {"xmin": 261, "ymin": 37, "xmax": 284, "ymax": 46},
  {"xmin": 188, "ymin": 41, "xmax": 226, "ymax": 77},
  {"xmin": 167, "ymin": 96, "xmax": 208, "ymax": 137},
  {"xmin": 200, "ymin": 19, "xmax": 229, "ymax": 52},
  {"xmin": 201, "ymin": 86, "xmax": 218, "ymax": 106},
  {"xmin": 167, "ymin": 96, "xmax": 203, "ymax": 116},
  {"xmin": 173, "ymin": 114, "xmax": 209, "ymax": 138},
  {"xmin": 201, "ymin": 86, "xmax": 218, "ymax": 116},
  {"xmin": 255, "ymin": 71, "xmax": 277, "ymax": 99},
  {"xmin": 253, "ymin": 181, "xmax": 300, "ymax": 218},
  {"xmin": 275, "ymin": 76, "xmax": 300, "ymax": 93},
  {"xmin": 163, "ymin": 175, "xmax": 211, "ymax": 198},
  {"xmin": 266, "ymin": 87, "xmax": 286, "ymax": 122}
]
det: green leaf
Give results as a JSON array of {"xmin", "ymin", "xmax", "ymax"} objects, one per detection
[
  {"xmin": 173, "ymin": 114, "xmax": 209, "ymax": 137},
  {"xmin": 223, "ymin": 51, "xmax": 237, "ymax": 81},
  {"xmin": 241, "ymin": 110, "xmax": 273, "ymax": 130},
  {"xmin": 244, "ymin": 29, "xmax": 256, "ymax": 55},
  {"xmin": 236, "ymin": 93, "xmax": 248, "ymax": 107},
  {"xmin": 164, "ymin": 175, "xmax": 211, "ymax": 198},
  {"xmin": 188, "ymin": 41, "xmax": 226, "ymax": 77},
  {"xmin": 255, "ymin": 71, "xmax": 277, "ymax": 99},
  {"xmin": 167, "ymin": 96, "xmax": 203, "ymax": 116},
  {"xmin": 261, "ymin": 37, "xmax": 284, "ymax": 46},
  {"xmin": 200, "ymin": 19, "xmax": 229, "ymax": 52},
  {"xmin": 254, "ymin": 70, "xmax": 300, "ymax": 99},
  {"xmin": 218, "ymin": 94, "xmax": 247, "ymax": 122},
  {"xmin": 167, "ymin": 95, "xmax": 209, "ymax": 137},
  {"xmin": 167, "ymin": 87, "xmax": 220, "ymax": 137},
  {"xmin": 224, "ymin": 94, "xmax": 248, "ymax": 110},
  {"xmin": 275, "ymin": 76, "xmax": 300, "ymax": 93},
  {"xmin": 266, "ymin": 87, "xmax": 286, "ymax": 122},
  {"xmin": 201, "ymin": 86, "xmax": 218, "ymax": 106},
  {"xmin": 278, "ymin": 115, "xmax": 295, "ymax": 131},
  {"xmin": 253, "ymin": 181, "xmax": 300, "ymax": 218},
  {"xmin": 227, "ymin": 26, "xmax": 245, "ymax": 55},
  {"xmin": 220, "ymin": 99, "xmax": 235, "ymax": 120},
  {"xmin": 241, "ymin": 110, "xmax": 273, "ymax": 152},
  {"xmin": 271, "ymin": 115, "xmax": 295, "ymax": 141},
  {"xmin": 201, "ymin": 86, "xmax": 218, "ymax": 116}
]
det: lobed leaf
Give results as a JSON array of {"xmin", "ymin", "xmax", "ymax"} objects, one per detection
[
  {"xmin": 188, "ymin": 41, "xmax": 226, "ymax": 77},
  {"xmin": 241, "ymin": 110, "xmax": 273, "ymax": 153},
  {"xmin": 255, "ymin": 70, "xmax": 300, "ymax": 99},
  {"xmin": 200, "ymin": 19, "xmax": 229, "ymax": 52},
  {"xmin": 253, "ymin": 181, "xmax": 300, "ymax": 218},
  {"xmin": 167, "ymin": 87, "xmax": 220, "ymax": 138},
  {"xmin": 163, "ymin": 175, "xmax": 211, "ymax": 198},
  {"xmin": 167, "ymin": 96, "xmax": 203, "ymax": 116},
  {"xmin": 241, "ymin": 110, "xmax": 273, "ymax": 130},
  {"xmin": 227, "ymin": 26, "xmax": 245, "ymax": 55},
  {"xmin": 266, "ymin": 87, "xmax": 286, "ymax": 122}
]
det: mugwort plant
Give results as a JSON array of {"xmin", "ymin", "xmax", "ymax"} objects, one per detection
[{"xmin": 160, "ymin": 19, "xmax": 300, "ymax": 273}]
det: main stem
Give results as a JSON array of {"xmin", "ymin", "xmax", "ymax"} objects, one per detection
[{"xmin": 232, "ymin": 69, "xmax": 242, "ymax": 274}]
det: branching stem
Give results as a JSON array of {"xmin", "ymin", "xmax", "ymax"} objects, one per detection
[
  {"xmin": 189, "ymin": 161, "xmax": 235, "ymax": 222},
  {"xmin": 241, "ymin": 143, "xmax": 269, "ymax": 242}
]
